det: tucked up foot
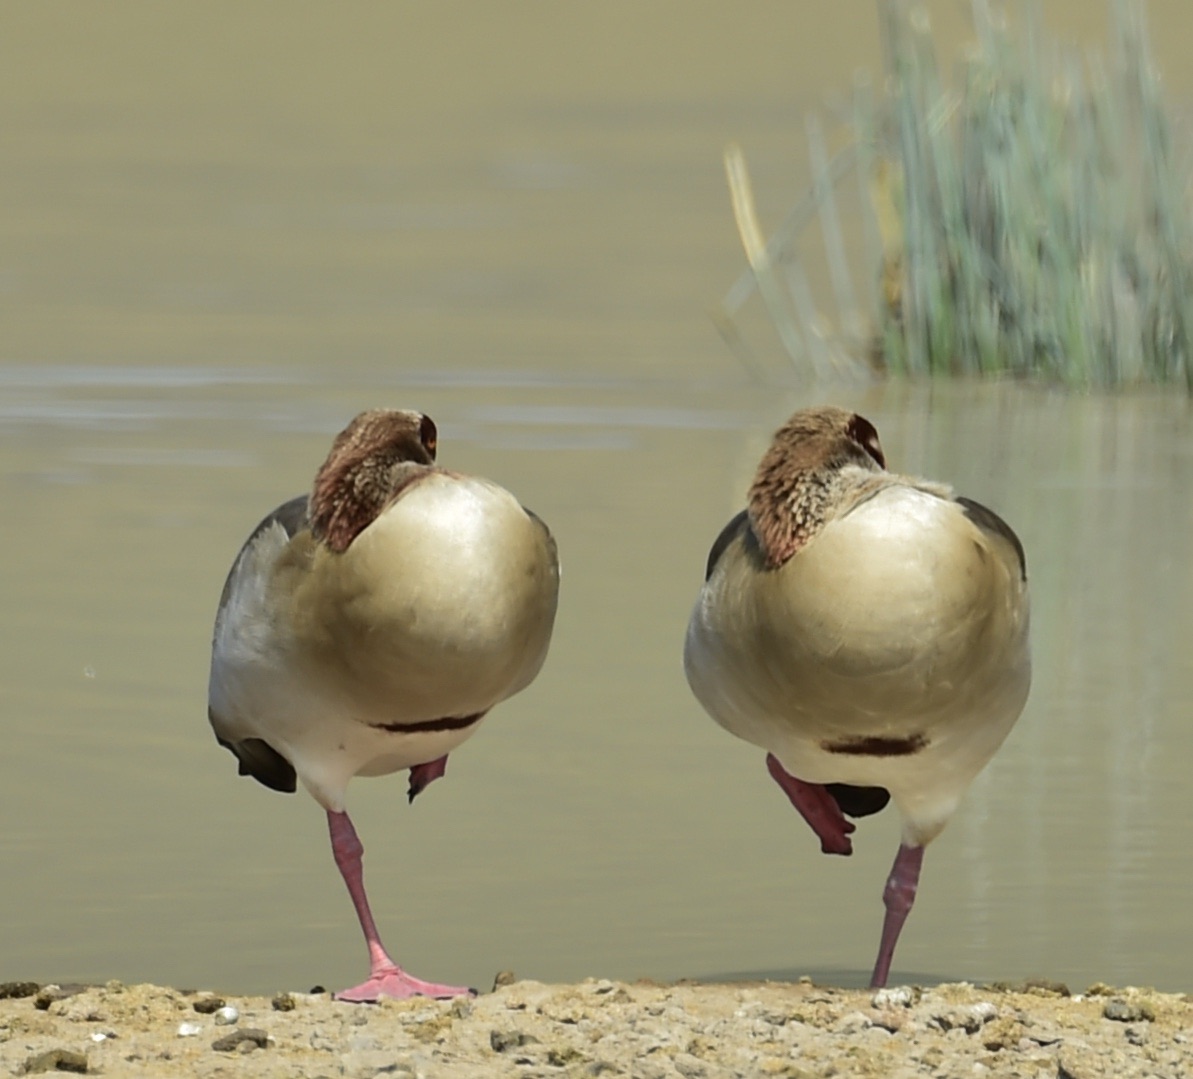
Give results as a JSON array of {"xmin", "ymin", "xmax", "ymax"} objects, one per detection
[
  {"xmin": 407, "ymin": 755, "xmax": 449, "ymax": 803},
  {"xmin": 335, "ymin": 965, "xmax": 474, "ymax": 1002},
  {"xmin": 766, "ymin": 754, "xmax": 855, "ymax": 855}
]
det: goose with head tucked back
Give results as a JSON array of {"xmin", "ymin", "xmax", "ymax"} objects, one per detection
[
  {"xmin": 208, "ymin": 409, "xmax": 560, "ymax": 1002},
  {"xmin": 683, "ymin": 406, "xmax": 1029, "ymax": 988}
]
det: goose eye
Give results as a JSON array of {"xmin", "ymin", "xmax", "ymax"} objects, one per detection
[{"xmin": 419, "ymin": 414, "xmax": 438, "ymax": 459}]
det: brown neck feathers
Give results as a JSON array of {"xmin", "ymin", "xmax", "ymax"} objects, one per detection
[
  {"xmin": 746, "ymin": 407, "xmax": 885, "ymax": 569},
  {"xmin": 309, "ymin": 409, "xmax": 438, "ymax": 554}
]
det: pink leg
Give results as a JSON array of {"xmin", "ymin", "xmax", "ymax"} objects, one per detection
[
  {"xmin": 326, "ymin": 809, "xmax": 473, "ymax": 1002},
  {"xmin": 765, "ymin": 754, "xmax": 855, "ymax": 855},
  {"xmin": 869, "ymin": 842, "xmax": 925, "ymax": 988},
  {"xmin": 407, "ymin": 755, "xmax": 449, "ymax": 803}
]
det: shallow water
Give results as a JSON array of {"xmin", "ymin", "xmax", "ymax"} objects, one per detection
[{"xmin": 3, "ymin": 4, "xmax": 1193, "ymax": 996}]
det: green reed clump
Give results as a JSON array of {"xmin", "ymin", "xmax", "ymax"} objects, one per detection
[
  {"xmin": 876, "ymin": 0, "xmax": 1193, "ymax": 387},
  {"xmin": 721, "ymin": 1, "xmax": 1193, "ymax": 389}
]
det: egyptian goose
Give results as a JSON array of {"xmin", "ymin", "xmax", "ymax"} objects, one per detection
[
  {"xmin": 208, "ymin": 409, "xmax": 559, "ymax": 1001},
  {"xmin": 684, "ymin": 406, "xmax": 1029, "ymax": 987}
]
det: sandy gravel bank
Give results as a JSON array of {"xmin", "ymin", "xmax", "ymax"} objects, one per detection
[{"xmin": 1, "ymin": 975, "xmax": 1188, "ymax": 1077}]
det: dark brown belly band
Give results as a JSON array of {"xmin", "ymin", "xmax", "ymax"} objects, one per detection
[
  {"xmin": 376, "ymin": 712, "xmax": 484, "ymax": 734},
  {"xmin": 821, "ymin": 733, "xmax": 927, "ymax": 757}
]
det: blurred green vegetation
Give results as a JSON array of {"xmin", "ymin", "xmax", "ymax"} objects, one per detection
[{"xmin": 722, "ymin": 1, "xmax": 1193, "ymax": 390}]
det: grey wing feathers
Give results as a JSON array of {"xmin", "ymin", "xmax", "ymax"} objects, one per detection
[
  {"xmin": 523, "ymin": 505, "xmax": 560, "ymax": 571},
  {"xmin": 210, "ymin": 495, "xmax": 308, "ymax": 795},
  {"xmin": 955, "ymin": 496, "xmax": 1027, "ymax": 581},
  {"xmin": 215, "ymin": 495, "xmax": 310, "ymax": 613},
  {"xmin": 704, "ymin": 509, "xmax": 750, "ymax": 581}
]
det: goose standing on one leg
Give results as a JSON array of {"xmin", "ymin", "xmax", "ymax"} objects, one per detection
[
  {"xmin": 683, "ymin": 406, "xmax": 1029, "ymax": 988},
  {"xmin": 208, "ymin": 409, "xmax": 560, "ymax": 1001}
]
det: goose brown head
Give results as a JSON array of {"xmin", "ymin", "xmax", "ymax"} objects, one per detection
[
  {"xmin": 747, "ymin": 406, "xmax": 886, "ymax": 569},
  {"xmin": 310, "ymin": 409, "xmax": 439, "ymax": 554}
]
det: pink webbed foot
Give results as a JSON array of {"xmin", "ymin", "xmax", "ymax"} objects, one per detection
[
  {"xmin": 327, "ymin": 809, "xmax": 474, "ymax": 1004},
  {"xmin": 407, "ymin": 755, "xmax": 449, "ymax": 803},
  {"xmin": 766, "ymin": 753, "xmax": 855, "ymax": 855},
  {"xmin": 335, "ymin": 965, "xmax": 474, "ymax": 1003}
]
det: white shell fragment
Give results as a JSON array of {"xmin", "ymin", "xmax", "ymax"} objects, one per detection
[
  {"xmin": 177, "ymin": 1022, "xmax": 202, "ymax": 1037},
  {"xmin": 214, "ymin": 1005, "xmax": 240, "ymax": 1025},
  {"xmin": 872, "ymin": 986, "xmax": 915, "ymax": 1009}
]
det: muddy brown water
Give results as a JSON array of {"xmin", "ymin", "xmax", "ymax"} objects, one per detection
[{"xmin": 3, "ymin": 4, "xmax": 1193, "ymax": 996}]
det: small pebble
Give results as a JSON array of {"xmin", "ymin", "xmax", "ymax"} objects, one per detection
[
  {"xmin": 834, "ymin": 1010, "xmax": 873, "ymax": 1034},
  {"xmin": 0, "ymin": 981, "xmax": 40, "ymax": 999},
  {"xmin": 271, "ymin": 992, "xmax": 296, "ymax": 1012},
  {"xmin": 310, "ymin": 1031, "xmax": 337, "ymax": 1052},
  {"xmin": 673, "ymin": 1052, "xmax": 708, "ymax": 1078},
  {"xmin": 211, "ymin": 1027, "xmax": 269, "ymax": 1053},
  {"xmin": 1103, "ymin": 998, "xmax": 1154, "ymax": 1023},
  {"xmin": 871, "ymin": 1010, "xmax": 906, "ymax": 1034},
  {"xmin": 22, "ymin": 1048, "xmax": 89, "ymax": 1074},
  {"xmin": 34, "ymin": 986, "xmax": 67, "ymax": 1010},
  {"xmin": 192, "ymin": 996, "xmax": 226, "ymax": 1014},
  {"xmin": 971, "ymin": 1002, "xmax": 999, "ymax": 1024},
  {"xmin": 213, "ymin": 1005, "xmax": 239, "ymax": 1025},
  {"xmin": 177, "ymin": 1022, "xmax": 202, "ymax": 1037},
  {"xmin": 633, "ymin": 1058, "xmax": 673, "ymax": 1079},
  {"xmin": 1023, "ymin": 978, "xmax": 1071, "ymax": 997},
  {"xmin": 928, "ymin": 1003, "xmax": 998, "ymax": 1033},
  {"xmin": 493, "ymin": 970, "xmax": 517, "ymax": 990},
  {"xmin": 449, "ymin": 996, "xmax": 473, "ymax": 1019},
  {"xmin": 491, "ymin": 1029, "xmax": 529, "ymax": 1052}
]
